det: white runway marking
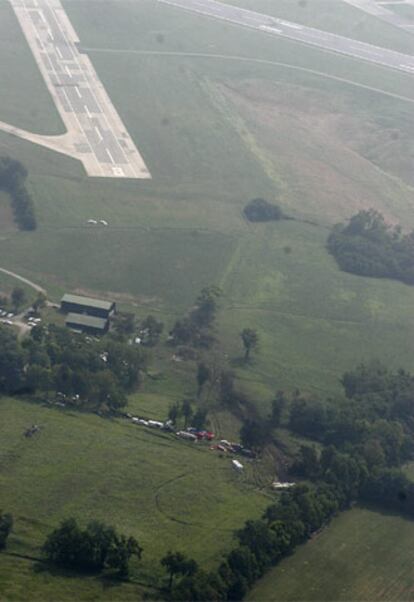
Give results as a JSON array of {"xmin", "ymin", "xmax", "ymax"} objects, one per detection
[
  {"xmin": 106, "ymin": 148, "xmax": 115, "ymax": 164},
  {"xmin": 6, "ymin": 0, "xmax": 151, "ymax": 179},
  {"xmin": 94, "ymin": 126, "xmax": 103, "ymax": 142}
]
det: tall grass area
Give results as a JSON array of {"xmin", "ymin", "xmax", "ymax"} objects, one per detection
[{"xmin": 248, "ymin": 507, "xmax": 414, "ymax": 601}]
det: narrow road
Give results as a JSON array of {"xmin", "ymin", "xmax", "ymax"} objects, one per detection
[{"xmin": 0, "ymin": 267, "xmax": 46, "ymax": 294}]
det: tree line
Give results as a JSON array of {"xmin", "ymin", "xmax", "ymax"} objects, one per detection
[
  {"xmin": 327, "ymin": 209, "xmax": 414, "ymax": 285},
  {"xmin": 0, "ymin": 157, "xmax": 37, "ymax": 231},
  {"xmin": 164, "ymin": 362, "xmax": 414, "ymax": 599}
]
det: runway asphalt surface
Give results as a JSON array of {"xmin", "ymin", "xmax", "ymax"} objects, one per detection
[
  {"xmin": 7, "ymin": 0, "xmax": 151, "ymax": 179},
  {"xmin": 157, "ymin": 0, "xmax": 414, "ymax": 75}
]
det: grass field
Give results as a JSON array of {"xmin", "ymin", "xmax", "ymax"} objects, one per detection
[
  {"xmin": 1, "ymin": 0, "xmax": 414, "ymax": 596},
  {"xmin": 248, "ymin": 506, "xmax": 414, "ymax": 601},
  {"xmin": 0, "ymin": 1, "xmax": 63, "ymax": 135},
  {"xmin": 0, "ymin": 396, "xmax": 269, "ymax": 600}
]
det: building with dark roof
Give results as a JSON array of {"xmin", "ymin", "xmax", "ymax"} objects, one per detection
[
  {"xmin": 60, "ymin": 293, "xmax": 116, "ymax": 319},
  {"xmin": 65, "ymin": 313, "xmax": 109, "ymax": 336}
]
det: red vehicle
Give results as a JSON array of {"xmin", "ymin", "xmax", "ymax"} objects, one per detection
[{"xmin": 195, "ymin": 430, "xmax": 215, "ymax": 441}]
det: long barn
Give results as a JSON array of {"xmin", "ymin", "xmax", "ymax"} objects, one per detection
[{"xmin": 60, "ymin": 294, "xmax": 116, "ymax": 319}]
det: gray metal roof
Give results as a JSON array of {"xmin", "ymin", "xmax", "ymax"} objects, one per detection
[
  {"xmin": 61, "ymin": 293, "xmax": 114, "ymax": 311},
  {"xmin": 65, "ymin": 313, "xmax": 108, "ymax": 330}
]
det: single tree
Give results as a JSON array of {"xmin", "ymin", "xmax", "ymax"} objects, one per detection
[
  {"xmin": 112, "ymin": 312, "xmax": 135, "ymax": 337},
  {"xmin": 0, "ymin": 512, "xmax": 13, "ymax": 550},
  {"xmin": 192, "ymin": 408, "xmax": 208, "ymax": 431},
  {"xmin": 181, "ymin": 399, "xmax": 193, "ymax": 428},
  {"xmin": 11, "ymin": 287, "xmax": 25, "ymax": 311},
  {"xmin": 270, "ymin": 391, "xmax": 286, "ymax": 427},
  {"xmin": 240, "ymin": 419, "xmax": 271, "ymax": 451},
  {"xmin": 32, "ymin": 292, "xmax": 47, "ymax": 314},
  {"xmin": 168, "ymin": 402, "xmax": 180, "ymax": 425},
  {"xmin": 161, "ymin": 551, "xmax": 198, "ymax": 592},
  {"xmin": 140, "ymin": 315, "xmax": 164, "ymax": 346},
  {"xmin": 196, "ymin": 362, "xmax": 210, "ymax": 398},
  {"xmin": 240, "ymin": 328, "xmax": 259, "ymax": 361}
]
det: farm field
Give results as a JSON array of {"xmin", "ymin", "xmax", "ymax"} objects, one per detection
[
  {"xmin": 0, "ymin": 396, "xmax": 269, "ymax": 600},
  {"xmin": 248, "ymin": 506, "xmax": 414, "ymax": 601}
]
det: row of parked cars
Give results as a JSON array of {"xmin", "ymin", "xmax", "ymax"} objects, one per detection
[
  {"xmin": 129, "ymin": 415, "xmax": 174, "ymax": 431},
  {"xmin": 0, "ymin": 309, "xmax": 14, "ymax": 318},
  {"xmin": 127, "ymin": 414, "xmax": 216, "ymax": 441},
  {"xmin": 127, "ymin": 413, "xmax": 255, "ymax": 459},
  {"xmin": 210, "ymin": 439, "xmax": 256, "ymax": 458}
]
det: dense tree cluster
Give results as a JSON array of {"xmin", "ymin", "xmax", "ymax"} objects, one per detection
[
  {"xmin": 288, "ymin": 362, "xmax": 414, "ymax": 514},
  {"xmin": 327, "ymin": 209, "xmax": 414, "ymax": 284},
  {"xmin": 243, "ymin": 198, "xmax": 283, "ymax": 223},
  {"xmin": 0, "ymin": 323, "xmax": 147, "ymax": 411},
  {"xmin": 0, "ymin": 157, "xmax": 37, "ymax": 230},
  {"xmin": 43, "ymin": 518, "xmax": 142, "ymax": 577},
  {"xmin": 169, "ymin": 287, "xmax": 221, "ymax": 349}
]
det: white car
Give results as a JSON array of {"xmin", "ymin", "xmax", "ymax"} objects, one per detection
[
  {"xmin": 87, "ymin": 219, "xmax": 97, "ymax": 225},
  {"xmin": 99, "ymin": 220, "xmax": 108, "ymax": 226},
  {"xmin": 7, "ymin": 313, "xmax": 14, "ymax": 318}
]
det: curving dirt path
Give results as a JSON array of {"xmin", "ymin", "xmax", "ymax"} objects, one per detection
[
  {"xmin": 0, "ymin": 267, "xmax": 46, "ymax": 295},
  {"xmin": 81, "ymin": 48, "xmax": 414, "ymax": 105}
]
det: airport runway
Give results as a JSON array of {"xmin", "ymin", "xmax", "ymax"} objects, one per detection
[
  {"xmin": 157, "ymin": 0, "xmax": 414, "ymax": 75},
  {"xmin": 343, "ymin": 0, "xmax": 414, "ymax": 33},
  {"xmin": 6, "ymin": 0, "xmax": 151, "ymax": 179}
]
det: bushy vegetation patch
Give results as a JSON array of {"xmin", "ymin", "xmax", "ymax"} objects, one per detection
[
  {"xmin": 43, "ymin": 518, "xmax": 142, "ymax": 578},
  {"xmin": 243, "ymin": 198, "xmax": 284, "ymax": 223},
  {"xmin": 327, "ymin": 209, "xmax": 414, "ymax": 284},
  {"xmin": 0, "ymin": 157, "xmax": 36, "ymax": 230}
]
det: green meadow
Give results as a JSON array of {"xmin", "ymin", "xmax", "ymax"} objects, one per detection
[{"xmin": 248, "ymin": 506, "xmax": 414, "ymax": 601}]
